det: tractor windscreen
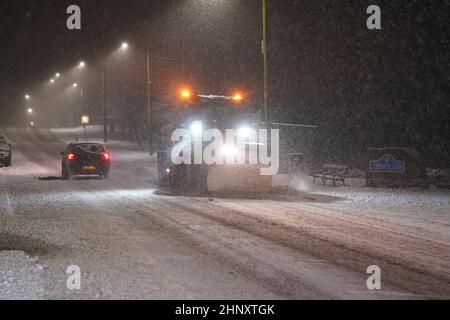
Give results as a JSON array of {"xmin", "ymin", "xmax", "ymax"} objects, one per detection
[{"xmin": 187, "ymin": 104, "xmax": 252, "ymax": 131}]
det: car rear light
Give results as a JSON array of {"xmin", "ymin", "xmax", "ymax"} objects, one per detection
[
  {"xmin": 67, "ymin": 153, "xmax": 75, "ymax": 161},
  {"xmin": 102, "ymin": 153, "xmax": 110, "ymax": 161}
]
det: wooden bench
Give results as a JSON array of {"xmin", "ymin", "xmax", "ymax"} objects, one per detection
[{"xmin": 313, "ymin": 164, "xmax": 349, "ymax": 186}]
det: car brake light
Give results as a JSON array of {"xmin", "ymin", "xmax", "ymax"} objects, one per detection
[
  {"xmin": 67, "ymin": 153, "xmax": 75, "ymax": 161},
  {"xmin": 102, "ymin": 153, "xmax": 110, "ymax": 161}
]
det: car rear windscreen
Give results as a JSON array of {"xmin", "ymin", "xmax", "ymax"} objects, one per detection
[{"xmin": 73, "ymin": 144, "xmax": 105, "ymax": 153}]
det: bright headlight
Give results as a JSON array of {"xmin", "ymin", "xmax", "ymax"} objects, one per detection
[
  {"xmin": 190, "ymin": 121, "xmax": 203, "ymax": 136},
  {"xmin": 221, "ymin": 145, "xmax": 238, "ymax": 157},
  {"xmin": 237, "ymin": 126, "xmax": 252, "ymax": 139}
]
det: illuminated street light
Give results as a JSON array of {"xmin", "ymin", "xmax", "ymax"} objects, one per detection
[
  {"xmin": 232, "ymin": 92, "xmax": 243, "ymax": 103},
  {"xmin": 55, "ymin": 73, "xmax": 60, "ymax": 78},
  {"xmin": 180, "ymin": 88, "xmax": 192, "ymax": 100},
  {"xmin": 73, "ymin": 83, "xmax": 78, "ymax": 88},
  {"xmin": 27, "ymin": 108, "xmax": 33, "ymax": 114},
  {"xmin": 50, "ymin": 78, "xmax": 55, "ymax": 83},
  {"xmin": 79, "ymin": 61, "xmax": 86, "ymax": 68},
  {"xmin": 121, "ymin": 42, "xmax": 129, "ymax": 50},
  {"xmin": 25, "ymin": 94, "xmax": 30, "ymax": 100}
]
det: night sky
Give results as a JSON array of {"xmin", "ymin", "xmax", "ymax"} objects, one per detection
[{"xmin": 0, "ymin": 0, "xmax": 449, "ymax": 164}]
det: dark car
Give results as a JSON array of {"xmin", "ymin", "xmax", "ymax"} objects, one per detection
[
  {"xmin": 61, "ymin": 143, "xmax": 110, "ymax": 180},
  {"xmin": 0, "ymin": 142, "xmax": 12, "ymax": 167}
]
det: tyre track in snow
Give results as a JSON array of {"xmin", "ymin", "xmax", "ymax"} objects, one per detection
[
  {"xmin": 46, "ymin": 173, "xmax": 329, "ymax": 299},
  {"xmin": 0, "ymin": 175, "xmax": 14, "ymax": 216},
  {"xmin": 174, "ymin": 199, "xmax": 450, "ymax": 299},
  {"xmin": 72, "ymin": 177, "xmax": 417, "ymax": 299},
  {"xmin": 4, "ymin": 128, "xmax": 61, "ymax": 173},
  {"xmin": 40, "ymin": 181, "xmax": 294, "ymax": 299},
  {"xmin": 212, "ymin": 200, "xmax": 450, "ymax": 268}
]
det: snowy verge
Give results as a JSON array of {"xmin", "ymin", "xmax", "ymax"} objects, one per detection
[{"xmin": 0, "ymin": 251, "xmax": 44, "ymax": 300}]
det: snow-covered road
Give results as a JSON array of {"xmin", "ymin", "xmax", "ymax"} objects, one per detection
[{"xmin": 0, "ymin": 127, "xmax": 449, "ymax": 300}]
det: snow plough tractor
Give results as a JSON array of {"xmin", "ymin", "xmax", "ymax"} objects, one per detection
[{"xmin": 156, "ymin": 90, "xmax": 275, "ymax": 194}]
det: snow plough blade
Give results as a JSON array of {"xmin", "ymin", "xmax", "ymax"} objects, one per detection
[{"xmin": 207, "ymin": 165, "xmax": 272, "ymax": 193}]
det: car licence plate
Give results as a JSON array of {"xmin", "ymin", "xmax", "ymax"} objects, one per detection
[{"xmin": 82, "ymin": 166, "xmax": 97, "ymax": 171}]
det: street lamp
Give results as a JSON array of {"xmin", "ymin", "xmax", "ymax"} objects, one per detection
[
  {"xmin": 55, "ymin": 73, "xmax": 60, "ymax": 78},
  {"xmin": 69, "ymin": 83, "xmax": 82, "ymax": 126},
  {"xmin": 232, "ymin": 92, "xmax": 243, "ymax": 103},
  {"xmin": 50, "ymin": 78, "xmax": 55, "ymax": 83},
  {"xmin": 25, "ymin": 94, "xmax": 30, "ymax": 100},
  {"xmin": 121, "ymin": 42, "xmax": 129, "ymax": 50},
  {"xmin": 181, "ymin": 88, "xmax": 192, "ymax": 100},
  {"xmin": 27, "ymin": 108, "xmax": 33, "ymax": 114},
  {"xmin": 79, "ymin": 61, "xmax": 85, "ymax": 68}
]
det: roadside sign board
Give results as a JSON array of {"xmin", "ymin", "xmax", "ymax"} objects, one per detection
[
  {"xmin": 366, "ymin": 148, "xmax": 427, "ymax": 187},
  {"xmin": 81, "ymin": 115, "xmax": 90, "ymax": 125},
  {"xmin": 369, "ymin": 154, "xmax": 405, "ymax": 173}
]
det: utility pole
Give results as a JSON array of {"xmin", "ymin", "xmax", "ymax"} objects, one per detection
[
  {"xmin": 147, "ymin": 52, "xmax": 153, "ymax": 155},
  {"xmin": 102, "ymin": 66, "xmax": 107, "ymax": 143},
  {"xmin": 80, "ymin": 88, "xmax": 85, "ymax": 141},
  {"xmin": 73, "ymin": 97, "xmax": 76, "ymax": 127},
  {"xmin": 81, "ymin": 88, "xmax": 86, "ymax": 115},
  {"xmin": 262, "ymin": 0, "xmax": 269, "ymax": 129}
]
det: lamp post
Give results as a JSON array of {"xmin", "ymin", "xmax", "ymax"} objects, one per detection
[
  {"xmin": 102, "ymin": 42, "xmax": 130, "ymax": 143},
  {"xmin": 262, "ymin": 0, "xmax": 269, "ymax": 129},
  {"xmin": 72, "ymin": 83, "xmax": 80, "ymax": 125},
  {"xmin": 81, "ymin": 114, "xmax": 90, "ymax": 141},
  {"xmin": 117, "ymin": 42, "xmax": 153, "ymax": 153},
  {"xmin": 102, "ymin": 64, "xmax": 107, "ymax": 143},
  {"xmin": 147, "ymin": 52, "xmax": 153, "ymax": 155},
  {"xmin": 69, "ymin": 62, "xmax": 87, "ymax": 126}
]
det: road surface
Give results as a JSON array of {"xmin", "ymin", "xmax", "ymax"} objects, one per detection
[{"xmin": 0, "ymin": 127, "xmax": 449, "ymax": 299}]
